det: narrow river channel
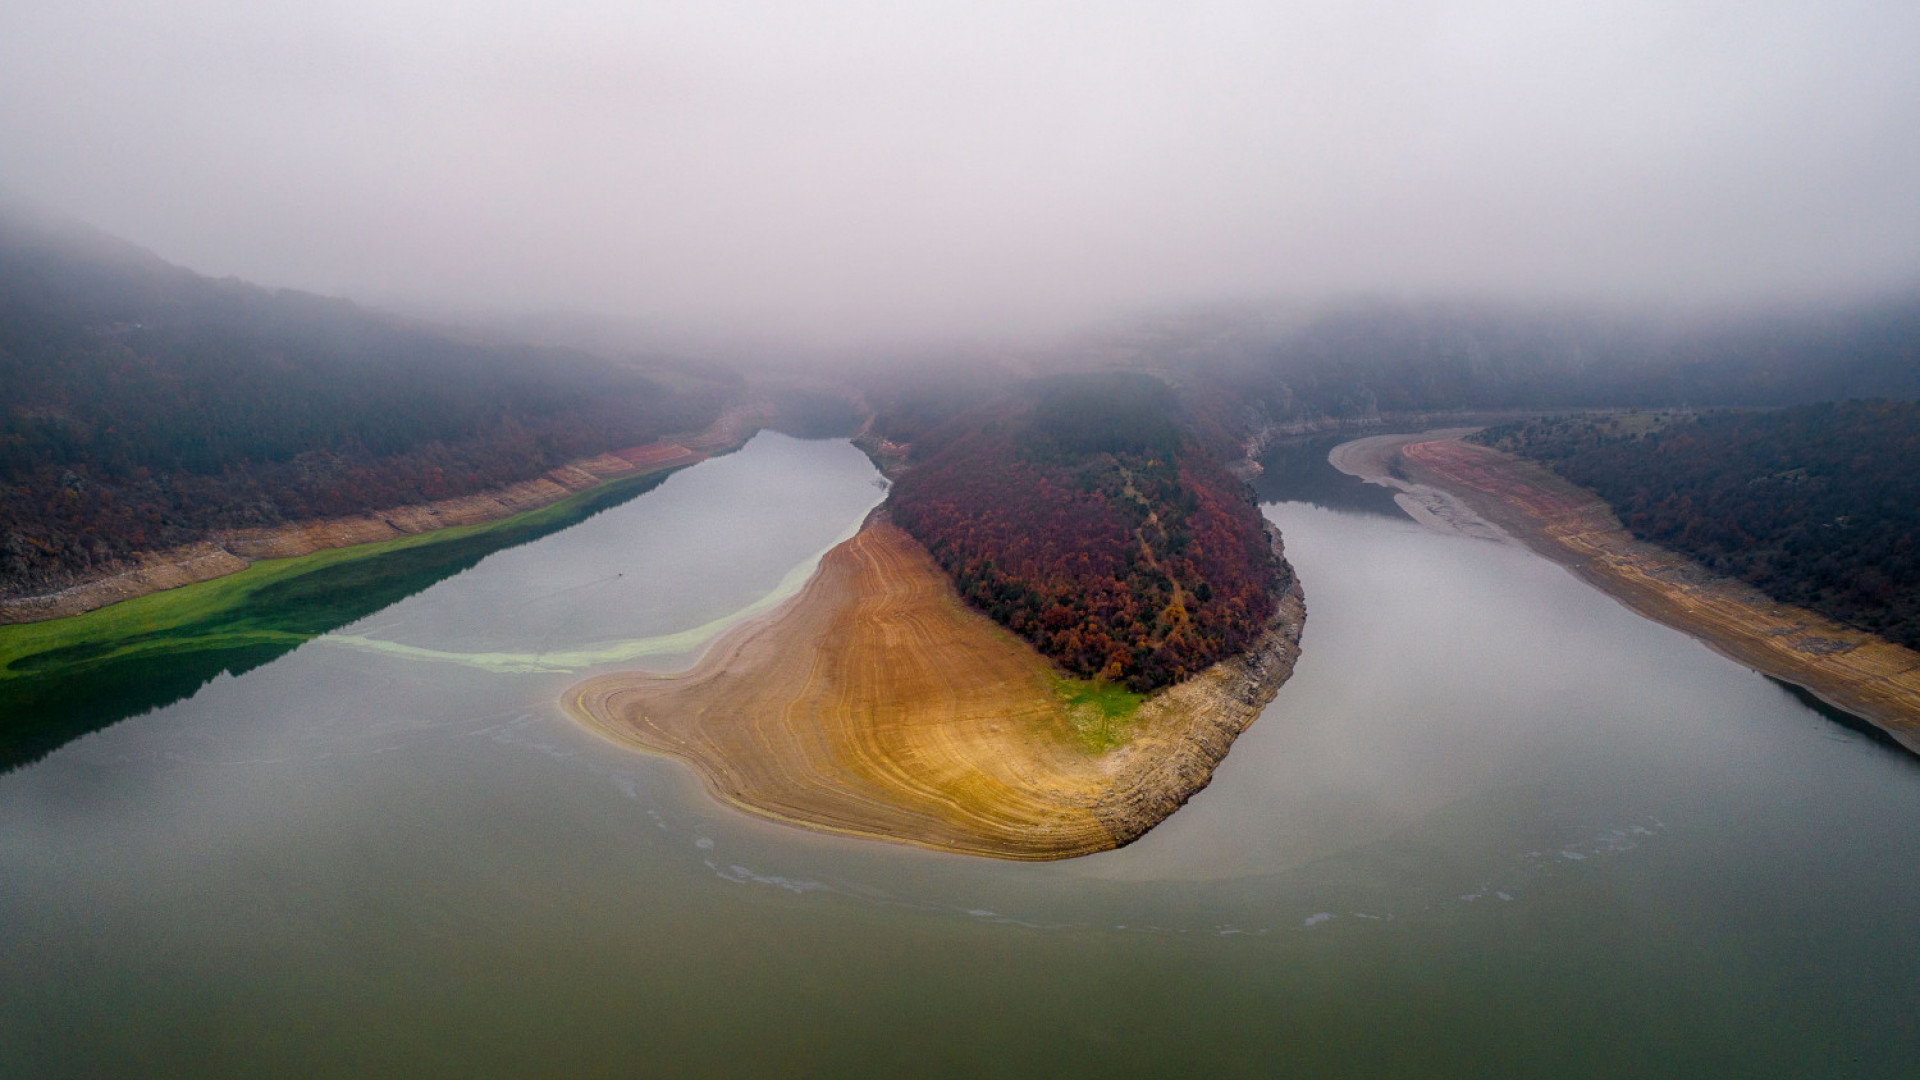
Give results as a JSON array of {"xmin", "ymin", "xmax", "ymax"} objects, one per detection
[{"xmin": 3, "ymin": 431, "xmax": 1916, "ymax": 1077}]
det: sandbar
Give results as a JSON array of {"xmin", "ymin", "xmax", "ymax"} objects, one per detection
[{"xmin": 564, "ymin": 518, "xmax": 1305, "ymax": 859}]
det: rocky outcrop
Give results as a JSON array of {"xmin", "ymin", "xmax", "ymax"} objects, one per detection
[{"xmin": 1091, "ymin": 524, "xmax": 1306, "ymax": 846}]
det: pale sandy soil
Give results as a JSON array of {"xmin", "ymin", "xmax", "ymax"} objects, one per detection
[
  {"xmin": 1325, "ymin": 428, "xmax": 1508, "ymax": 539},
  {"xmin": 1359, "ymin": 433, "xmax": 1920, "ymax": 755},
  {"xmin": 564, "ymin": 519, "xmax": 1306, "ymax": 860}
]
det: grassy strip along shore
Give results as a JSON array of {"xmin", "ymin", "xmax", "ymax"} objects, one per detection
[{"xmin": 0, "ymin": 436, "xmax": 741, "ymax": 770}]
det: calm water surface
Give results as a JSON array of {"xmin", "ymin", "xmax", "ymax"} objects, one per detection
[{"xmin": 3, "ymin": 432, "xmax": 1917, "ymax": 1077}]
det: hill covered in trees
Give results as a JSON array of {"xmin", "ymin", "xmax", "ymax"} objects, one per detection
[
  {"xmin": 884, "ymin": 372, "xmax": 1281, "ymax": 693},
  {"xmin": 1476, "ymin": 402, "xmax": 1920, "ymax": 650},
  {"xmin": 1103, "ymin": 297, "xmax": 1920, "ymax": 436},
  {"xmin": 0, "ymin": 210, "xmax": 735, "ymax": 598}
]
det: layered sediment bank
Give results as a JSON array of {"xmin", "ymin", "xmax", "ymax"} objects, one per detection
[
  {"xmin": 0, "ymin": 406, "xmax": 766, "ymax": 625},
  {"xmin": 565, "ymin": 518, "xmax": 1305, "ymax": 860},
  {"xmin": 1344, "ymin": 432, "xmax": 1920, "ymax": 755}
]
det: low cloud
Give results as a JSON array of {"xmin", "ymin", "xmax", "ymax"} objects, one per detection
[{"xmin": 4, "ymin": 0, "xmax": 1917, "ymax": 346}]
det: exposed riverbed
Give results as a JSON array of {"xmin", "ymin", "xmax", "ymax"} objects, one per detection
[{"xmin": 3, "ymin": 431, "xmax": 1917, "ymax": 1077}]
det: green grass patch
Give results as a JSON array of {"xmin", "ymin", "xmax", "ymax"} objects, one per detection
[
  {"xmin": 1052, "ymin": 675, "xmax": 1146, "ymax": 752},
  {"xmin": 0, "ymin": 465, "xmax": 687, "ymax": 772}
]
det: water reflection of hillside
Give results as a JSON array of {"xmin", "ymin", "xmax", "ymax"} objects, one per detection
[
  {"xmin": 1253, "ymin": 433, "xmax": 1406, "ymax": 515},
  {"xmin": 0, "ymin": 471, "xmax": 673, "ymax": 772}
]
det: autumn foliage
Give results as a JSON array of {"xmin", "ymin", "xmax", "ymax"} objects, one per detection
[
  {"xmin": 887, "ymin": 373, "xmax": 1279, "ymax": 692},
  {"xmin": 1478, "ymin": 401, "xmax": 1920, "ymax": 651},
  {"xmin": 0, "ymin": 216, "xmax": 732, "ymax": 596}
]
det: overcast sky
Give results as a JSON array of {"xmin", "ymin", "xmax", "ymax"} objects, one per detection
[{"xmin": 3, "ymin": 0, "xmax": 1917, "ymax": 343}]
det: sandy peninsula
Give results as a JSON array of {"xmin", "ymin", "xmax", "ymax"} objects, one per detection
[
  {"xmin": 1336, "ymin": 430, "xmax": 1920, "ymax": 755},
  {"xmin": 564, "ymin": 516, "xmax": 1305, "ymax": 860}
]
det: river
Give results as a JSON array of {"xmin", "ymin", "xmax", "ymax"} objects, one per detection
[{"xmin": 3, "ymin": 431, "xmax": 1916, "ymax": 1076}]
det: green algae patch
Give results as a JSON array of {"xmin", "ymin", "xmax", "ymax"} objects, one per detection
[
  {"xmin": 1053, "ymin": 676, "xmax": 1147, "ymax": 752},
  {"xmin": 0, "ymin": 467, "xmax": 682, "ymax": 771}
]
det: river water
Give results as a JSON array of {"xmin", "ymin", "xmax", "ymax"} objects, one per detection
[{"xmin": 3, "ymin": 432, "xmax": 1917, "ymax": 1077}]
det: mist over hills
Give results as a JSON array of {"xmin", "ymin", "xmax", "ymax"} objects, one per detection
[
  {"xmin": 7, "ymin": 200, "xmax": 1920, "ymax": 604},
  {"xmin": 885, "ymin": 372, "xmax": 1280, "ymax": 693},
  {"xmin": 0, "ymin": 209, "xmax": 733, "ymax": 597},
  {"xmin": 1080, "ymin": 296, "xmax": 1920, "ymax": 431},
  {"xmin": 853, "ymin": 292, "xmax": 1920, "ymax": 465}
]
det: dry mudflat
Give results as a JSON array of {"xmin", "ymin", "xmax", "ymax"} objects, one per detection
[
  {"xmin": 565, "ymin": 519, "xmax": 1305, "ymax": 860},
  {"xmin": 1380, "ymin": 435, "xmax": 1920, "ymax": 755}
]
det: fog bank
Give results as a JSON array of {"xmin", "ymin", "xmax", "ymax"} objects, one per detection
[{"xmin": 4, "ymin": 1, "xmax": 1917, "ymax": 344}]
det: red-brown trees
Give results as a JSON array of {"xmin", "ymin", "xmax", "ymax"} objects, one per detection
[{"xmin": 887, "ymin": 374, "xmax": 1279, "ymax": 692}]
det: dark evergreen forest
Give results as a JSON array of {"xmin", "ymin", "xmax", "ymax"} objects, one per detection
[
  {"xmin": 0, "ymin": 212, "xmax": 734, "ymax": 597},
  {"xmin": 1477, "ymin": 403, "xmax": 1920, "ymax": 650},
  {"xmin": 886, "ymin": 373, "xmax": 1281, "ymax": 692}
]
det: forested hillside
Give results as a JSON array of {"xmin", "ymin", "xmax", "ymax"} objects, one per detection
[
  {"xmin": 0, "ymin": 211, "xmax": 734, "ymax": 597},
  {"xmin": 1477, "ymin": 402, "xmax": 1920, "ymax": 650},
  {"xmin": 1137, "ymin": 297, "xmax": 1920, "ymax": 434},
  {"xmin": 885, "ymin": 373, "xmax": 1280, "ymax": 692}
]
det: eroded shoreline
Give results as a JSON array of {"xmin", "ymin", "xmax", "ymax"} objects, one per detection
[
  {"xmin": 0, "ymin": 407, "xmax": 765, "ymax": 625},
  {"xmin": 564, "ymin": 518, "xmax": 1305, "ymax": 860},
  {"xmin": 1340, "ymin": 431, "xmax": 1920, "ymax": 755}
]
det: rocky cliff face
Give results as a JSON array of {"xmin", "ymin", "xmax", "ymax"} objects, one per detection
[{"xmin": 1090, "ymin": 523, "xmax": 1306, "ymax": 847}]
